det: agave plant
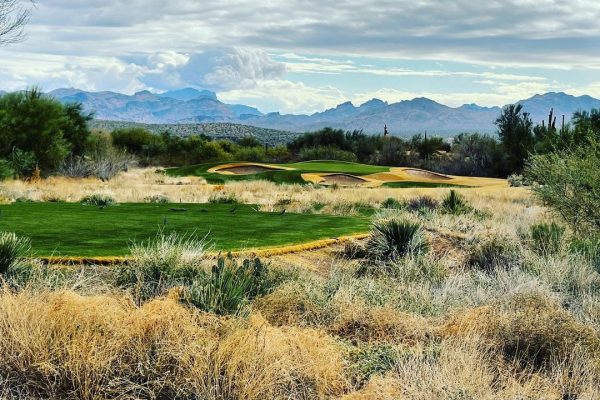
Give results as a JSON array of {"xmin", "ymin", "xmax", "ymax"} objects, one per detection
[
  {"xmin": 366, "ymin": 218, "xmax": 429, "ymax": 262},
  {"xmin": 0, "ymin": 232, "xmax": 31, "ymax": 275}
]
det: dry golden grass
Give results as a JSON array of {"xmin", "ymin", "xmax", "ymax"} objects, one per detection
[{"xmin": 0, "ymin": 289, "xmax": 350, "ymax": 399}]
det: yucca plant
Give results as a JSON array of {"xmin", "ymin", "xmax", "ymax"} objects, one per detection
[
  {"xmin": 366, "ymin": 218, "xmax": 429, "ymax": 262},
  {"xmin": 187, "ymin": 258, "xmax": 254, "ymax": 315},
  {"xmin": 0, "ymin": 232, "xmax": 31, "ymax": 275},
  {"xmin": 530, "ymin": 222, "xmax": 565, "ymax": 256},
  {"xmin": 441, "ymin": 190, "xmax": 471, "ymax": 215}
]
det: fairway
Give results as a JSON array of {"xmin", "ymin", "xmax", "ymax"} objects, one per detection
[
  {"xmin": 166, "ymin": 160, "xmax": 505, "ymax": 187},
  {"xmin": 0, "ymin": 202, "xmax": 370, "ymax": 257}
]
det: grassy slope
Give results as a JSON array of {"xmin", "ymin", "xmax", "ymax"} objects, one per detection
[{"xmin": 0, "ymin": 202, "xmax": 370, "ymax": 257}]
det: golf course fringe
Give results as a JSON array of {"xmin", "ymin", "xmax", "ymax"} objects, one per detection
[{"xmin": 37, "ymin": 233, "xmax": 370, "ymax": 265}]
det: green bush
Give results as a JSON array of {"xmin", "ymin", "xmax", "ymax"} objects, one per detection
[
  {"xmin": 117, "ymin": 232, "xmax": 209, "ymax": 301},
  {"xmin": 467, "ymin": 236, "xmax": 521, "ymax": 272},
  {"xmin": 80, "ymin": 194, "xmax": 116, "ymax": 207},
  {"xmin": 186, "ymin": 256, "xmax": 273, "ymax": 315},
  {"xmin": 0, "ymin": 159, "xmax": 14, "ymax": 180},
  {"xmin": 570, "ymin": 236, "xmax": 600, "ymax": 272},
  {"xmin": 381, "ymin": 197, "xmax": 404, "ymax": 210},
  {"xmin": 529, "ymin": 222, "xmax": 565, "ymax": 256},
  {"xmin": 366, "ymin": 218, "xmax": 429, "ymax": 262},
  {"xmin": 525, "ymin": 141, "xmax": 600, "ymax": 234},
  {"xmin": 441, "ymin": 190, "xmax": 471, "ymax": 215},
  {"xmin": 298, "ymin": 145, "xmax": 358, "ymax": 162},
  {"xmin": 0, "ymin": 232, "xmax": 31, "ymax": 275}
]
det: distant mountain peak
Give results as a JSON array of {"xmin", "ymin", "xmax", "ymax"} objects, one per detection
[{"xmin": 157, "ymin": 88, "xmax": 217, "ymax": 101}]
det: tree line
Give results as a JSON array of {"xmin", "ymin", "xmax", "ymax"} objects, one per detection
[{"xmin": 0, "ymin": 88, "xmax": 598, "ymax": 181}]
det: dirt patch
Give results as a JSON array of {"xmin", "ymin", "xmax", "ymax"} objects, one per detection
[
  {"xmin": 403, "ymin": 168, "xmax": 452, "ymax": 180},
  {"xmin": 217, "ymin": 165, "xmax": 282, "ymax": 175},
  {"xmin": 321, "ymin": 173, "xmax": 368, "ymax": 186}
]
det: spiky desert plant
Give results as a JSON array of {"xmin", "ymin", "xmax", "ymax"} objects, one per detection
[
  {"xmin": 441, "ymin": 190, "xmax": 471, "ymax": 215},
  {"xmin": 187, "ymin": 256, "xmax": 255, "ymax": 316},
  {"xmin": 0, "ymin": 232, "xmax": 30, "ymax": 275},
  {"xmin": 366, "ymin": 218, "xmax": 429, "ymax": 262}
]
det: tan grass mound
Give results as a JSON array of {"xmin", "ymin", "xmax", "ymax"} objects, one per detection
[
  {"xmin": 402, "ymin": 168, "xmax": 452, "ymax": 180},
  {"xmin": 209, "ymin": 163, "xmax": 292, "ymax": 175},
  {"xmin": 302, "ymin": 173, "xmax": 382, "ymax": 187}
]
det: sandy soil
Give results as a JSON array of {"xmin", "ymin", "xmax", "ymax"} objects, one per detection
[
  {"xmin": 403, "ymin": 168, "xmax": 452, "ymax": 180},
  {"xmin": 320, "ymin": 173, "xmax": 369, "ymax": 186}
]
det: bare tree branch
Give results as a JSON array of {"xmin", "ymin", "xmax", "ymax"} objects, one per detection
[{"xmin": 0, "ymin": 0, "xmax": 34, "ymax": 46}]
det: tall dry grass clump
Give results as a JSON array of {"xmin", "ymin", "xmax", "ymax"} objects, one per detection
[{"xmin": 0, "ymin": 289, "xmax": 349, "ymax": 399}]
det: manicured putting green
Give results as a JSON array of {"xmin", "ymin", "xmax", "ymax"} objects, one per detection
[
  {"xmin": 0, "ymin": 202, "xmax": 370, "ymax": 257},
  {"xmin": 166, "ymin": 160, "xmax": 389, "ymax": 184}
]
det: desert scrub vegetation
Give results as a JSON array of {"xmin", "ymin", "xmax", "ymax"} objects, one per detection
[
  {"xmin": 80, "ymin": 193, "xmax": 116, "ymax": 206},
  {"xmin": 2, "ymin": 181, "xmax": 600, "ymax": 398}
]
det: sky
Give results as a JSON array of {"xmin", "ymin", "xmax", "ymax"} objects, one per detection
[{"xmin": 1, "ymin": 0, "xmax": 600, "ymax": 114}]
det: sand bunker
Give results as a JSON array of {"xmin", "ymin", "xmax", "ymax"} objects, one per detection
[
  {"xmin": 403, "ymin": 168, "xmax": 452, "ymax": 180},
  {"xmin": 320, "ymin": 173, "xmax": 369, "ymax": 185}
]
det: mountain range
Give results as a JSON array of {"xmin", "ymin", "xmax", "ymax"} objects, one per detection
[{"xmin": 11, "ymin": 88, "xmax": 600, "ymax": 136}]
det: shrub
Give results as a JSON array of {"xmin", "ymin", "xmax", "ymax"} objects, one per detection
[
  {"xmin": 0, "ymin": 232, "xmax": 30, "ymax": 275},
  {"xmin": 443, "ymin": 293, "xmax": 600, "ymax": 370},
  {"xmin": 407, "ymin": 196, "xmax": 439, "ymax": 212},
  {"xmin": 366, "ymin": 218, "xmax": 429, "ymax": 262},
  {"xmin": 570, "ymin": 235, "xmax": 600, "ymax": 272},
  {"xmin": 525, "ymin": 141, "xmax": 600, "ymax": 233},
  {"xmin": 0, "ymin": 159, "xmax": 14, "ymax": 181},
  {"xmin": 117, "ymin": 232, "xmax": 209, "ymax": 301},
  {"xmin": 381, "ymin": 197, "xmax": 404, "ymax": 210},
  {"xmin": 299, "ymin": 146, "xmax": 358, "ymax": 162},
  {"xmin": 507, "ymin": 174, "xmax": 528, "ymax": 187},
  {"xmin": 80, "ymin": 194, "xmax": 116, "ymax": 207},
  {"xmin": 467, "ymin": 235, "xmax": 521, "ymax": 272},
  {"xmin": 186, "ymin": 256, "xmax": 273, "ymax": 315},
  {"xmin": 145, "ymin": 194, "xmax": 171, "ymax": 204},
  {"xmin": 441, "ymin": 190, "xmax": 471, "ymax": 215},
  {"xmin": 529, "ymin": 222, "xmax": 565, "ymax": 256},
  {"xmin": 348, "ymin": 345, "xmax": 398, "ymax": 386},
  {"xmin": 208, "ymin": 192, "xmax": 238, "ymax": 204}
]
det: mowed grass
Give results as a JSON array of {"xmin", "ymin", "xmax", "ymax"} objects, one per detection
[
  {"xmin": 166, "ymin": 160, "xmax": 425, "ymax": 185},
  {"xmin": 0, "ymin": 202, "xmax": 370, "ymax": 257}
]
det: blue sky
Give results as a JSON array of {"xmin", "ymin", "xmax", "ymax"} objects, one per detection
[{"xmin": 1, "ymin": 0, "xmax": 599, "ymax": 113}]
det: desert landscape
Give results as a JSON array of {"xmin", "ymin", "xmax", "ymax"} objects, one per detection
[{"xmin": 1, "ymin": 0, "xmax": 599, "ymax": 399}]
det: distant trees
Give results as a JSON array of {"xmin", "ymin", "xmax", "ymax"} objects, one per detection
[
  {"xmin": 0, "ymin": 0, "xmax": 33, "ymax": 46},
  {"xmin": 0, "ymin": 89, "xmax": 93, "ymax": 176}
]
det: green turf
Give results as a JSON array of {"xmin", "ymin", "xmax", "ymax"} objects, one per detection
[
  {"xmin": 165, "ymin": 160, "xmax": 389, "ymax": 185},
  {"xmin": 381, "ymin": 181, "xmax": 473, "ymax": 188},
  {"xmin": 0, "ymin": 202, "xmax": 370, "ymax": 257}
]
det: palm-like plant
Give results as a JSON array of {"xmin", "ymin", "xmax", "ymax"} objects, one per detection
[{"xmin": 366, "ymin": 218, "xmax": 429, "ymax": 262}]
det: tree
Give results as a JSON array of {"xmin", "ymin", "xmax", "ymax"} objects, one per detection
[
  {"xmin": 0, "ymin": 0, "xmax": 33, "ymax": 46},
  {"xmin": 525, "ymin": 139, "xmax": 600, "ymax": 234},
  {"xmin": 495, "ymin": 104, "xmax": 534, "ymax": 172},
  {"xmin": 0, "ymin": 88, "xmax": 92, "ymax": 173}
]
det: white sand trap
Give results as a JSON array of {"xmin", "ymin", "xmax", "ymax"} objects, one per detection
[
  {"xmin": 403, "ymin": 168, "xmax": 452, "ymax": 180},
  {"xmin": 321, "ymin": 173, "xmax": 369, "ymax": 185},
  {"xmin": 215, "ymin": 165, "xmax": 284, "ymax": 175}
]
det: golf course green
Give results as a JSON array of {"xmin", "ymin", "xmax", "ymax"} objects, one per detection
[
  {"xmin": 165, "ymin": 160, "xmax": 390, "ymax": 184},
  {"xmin": 0, "ymin": 202, "xmax": 370, "ymax": 257}
]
